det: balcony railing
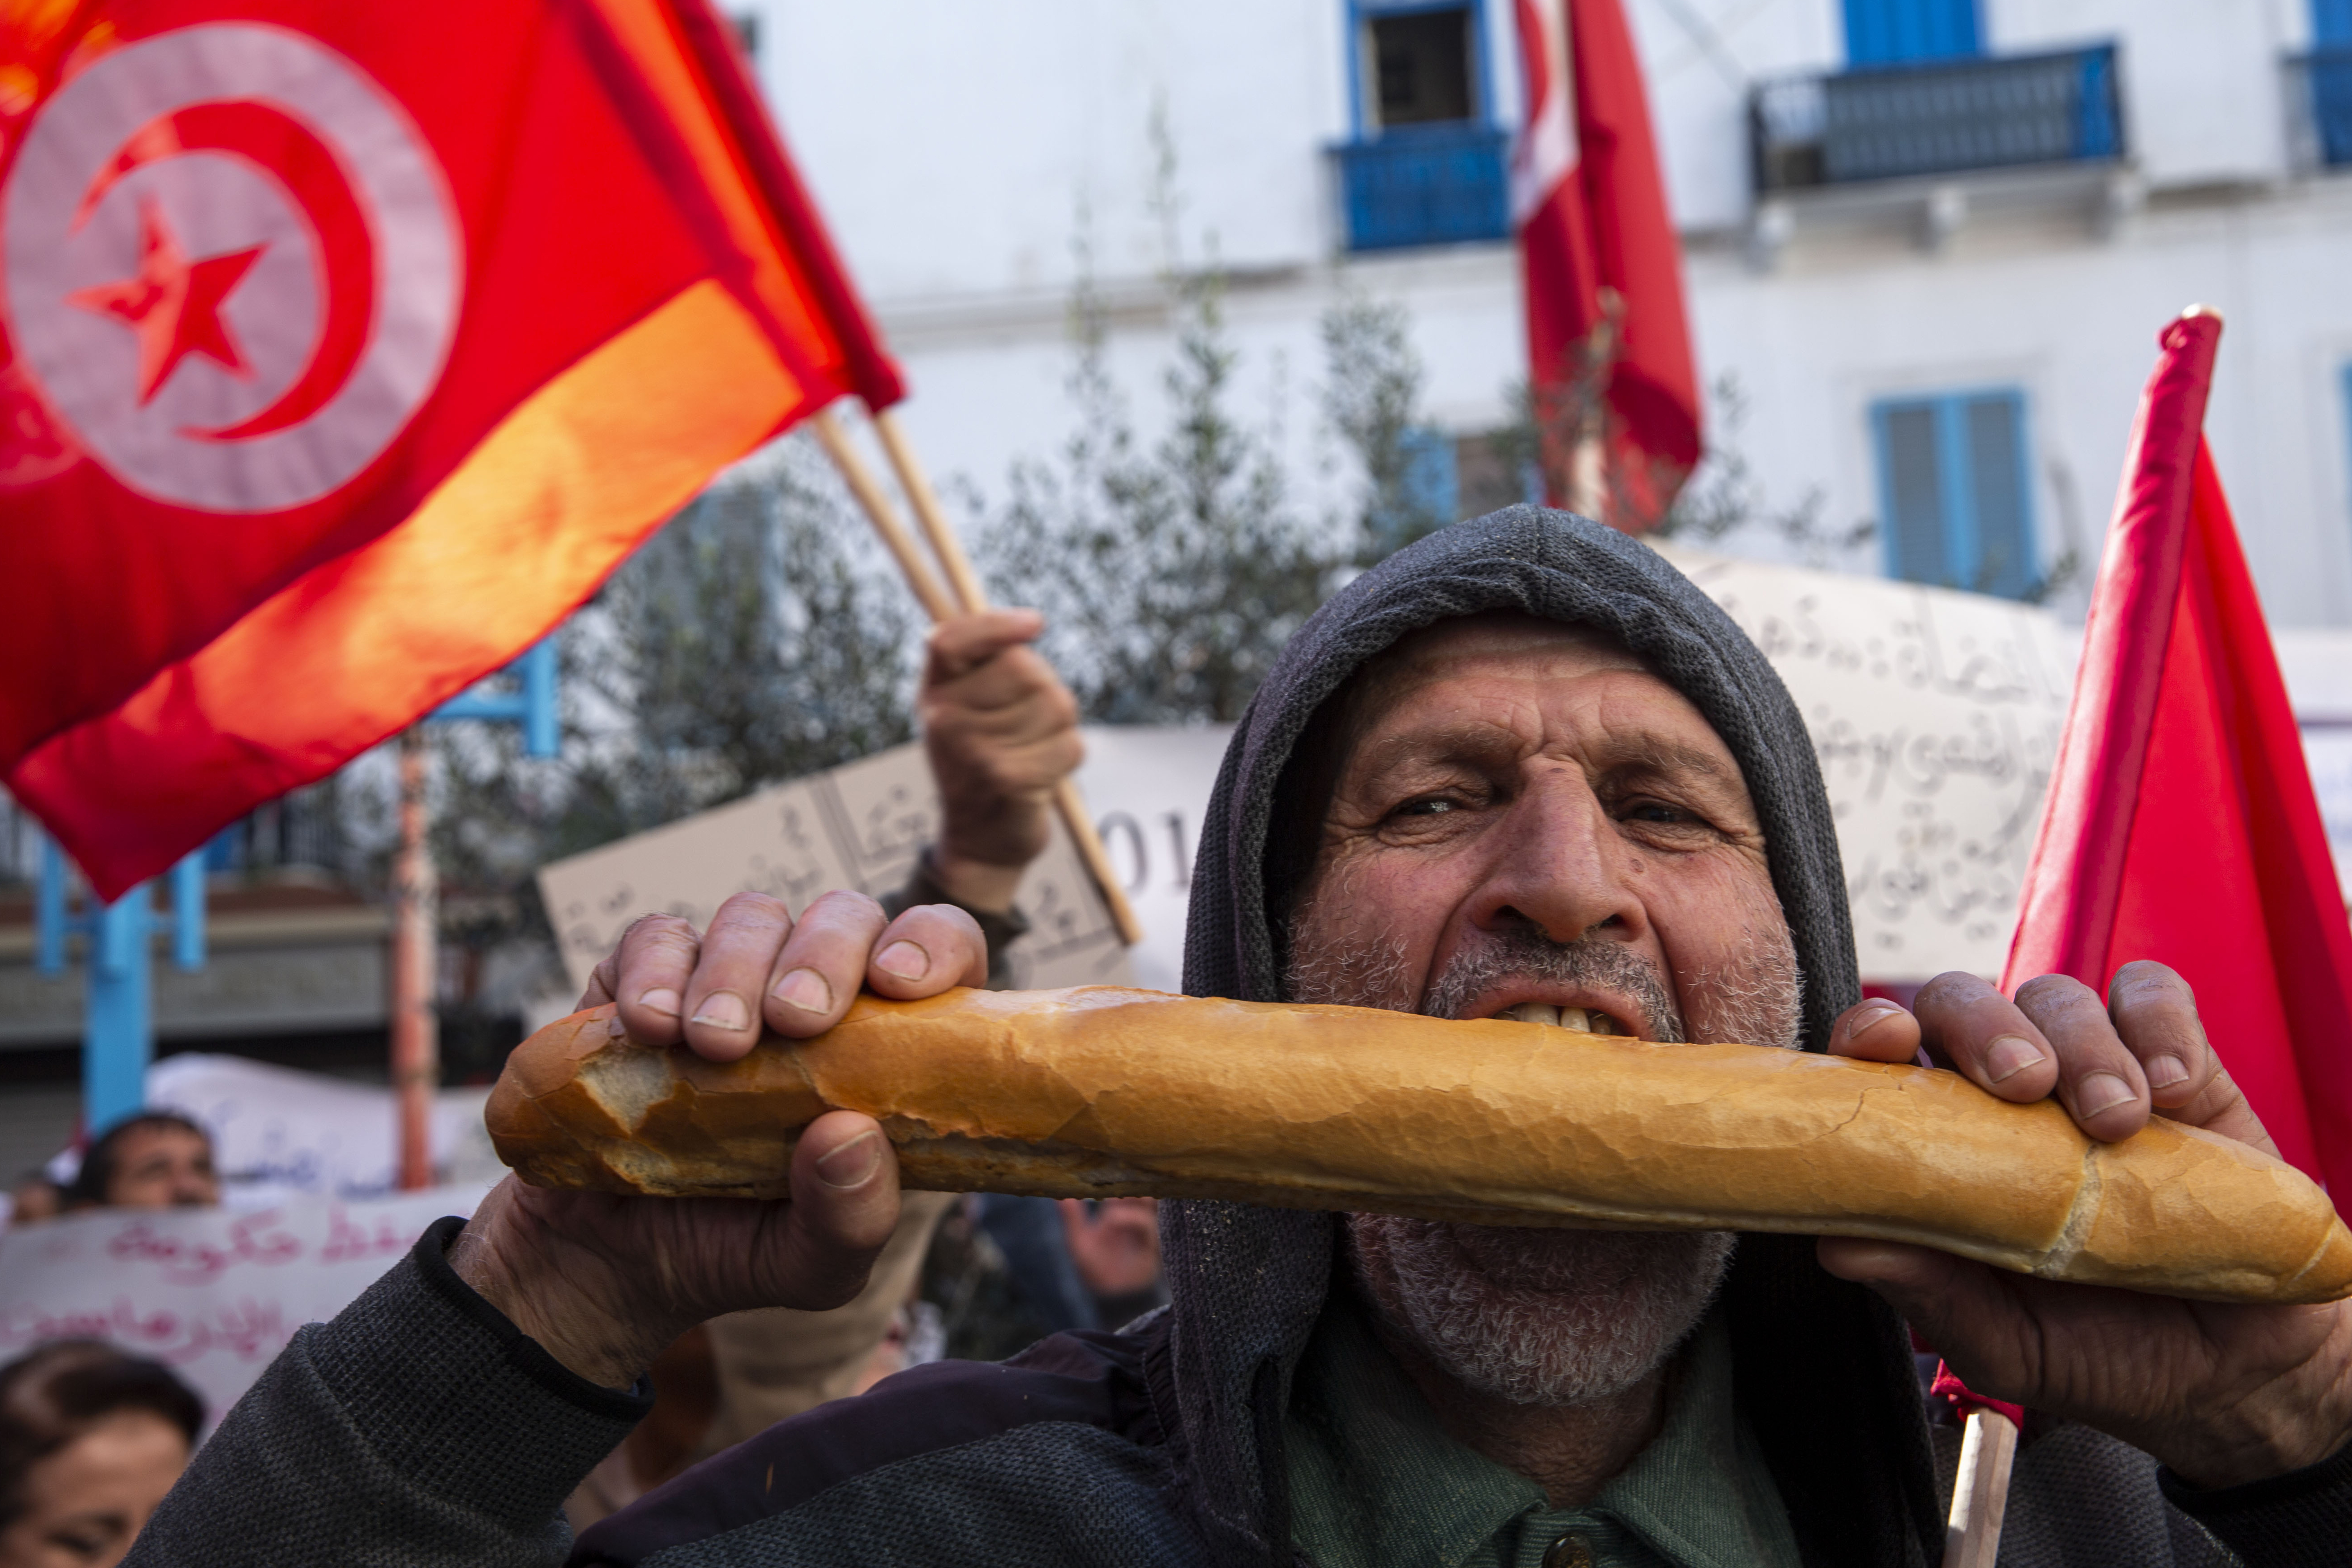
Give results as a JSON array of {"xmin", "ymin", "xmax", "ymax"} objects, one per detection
[
  {"xmin": 2287, "ymin": 48, "xmax": 2352, "ymax": 168},
  {"xmin": 1331, "ymin": 124, "xmax": 1510, "ymax": 252},
  {"xmin": 1751, "ymin": 44, "xmax": 2123, "ymax": 193}
]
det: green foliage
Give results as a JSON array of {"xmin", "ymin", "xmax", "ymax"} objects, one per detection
[
  {"xmin": 1320, "ymin": 291, "xmax": 1447, "ymax": 561},
  {"xmin": 556, "ymin": 444, "xmax": 915, "ymax": 848},
  {"xmin": 975, "ymin": 155, "xmax": 1340, "ymax": 723}
]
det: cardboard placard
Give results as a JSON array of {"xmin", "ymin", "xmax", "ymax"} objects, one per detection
[{"xmin": 539, "ymin": 742, "xmax": 1135, "ymax": 996}]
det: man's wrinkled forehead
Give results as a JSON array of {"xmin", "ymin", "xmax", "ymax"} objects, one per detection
[{"xmin": 1329, "ymin": 611, "xmax": 1665, "ymax": 759}]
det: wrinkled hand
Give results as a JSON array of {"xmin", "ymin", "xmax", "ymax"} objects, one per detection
[
  {"xmin": 920, "ymin": 609, "xmax": 1083, "ymax": 912},
  {"xmin": 451, "ymin": 891, "xmax": 987, "ymax": 1388},
  {"xmin": 1060, "ymin": 1197, "xmax": 1161, "ymax": 1299},
  {"xmin": 1819, "ymin": 962, "xmax": 2352, "ymax": 1488}
]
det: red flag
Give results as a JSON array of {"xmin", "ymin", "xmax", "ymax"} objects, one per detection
[
  {"xmin": 1509, "ymin": 0, "xmax": 1700, "ymax": 529},
  {"xmin": 2007, "ymin": 309, "xmax": 2352, "ymax": 1205},
  {"xmin": 0, "ymin": 0, "xmax": 902, "ymax": 898}
]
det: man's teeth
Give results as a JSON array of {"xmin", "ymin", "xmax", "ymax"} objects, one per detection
[{"xmin": 1501, "ymin": 1002, "xmax": 1621, "ymax": 1034}]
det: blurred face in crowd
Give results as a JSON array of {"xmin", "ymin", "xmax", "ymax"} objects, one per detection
[
  {"xmin": 1284, "ymin": 613, "xmax": 1801, "ymax": 1407},
  {"xmin": 0, "ymin": 1411, "xmax": 189, "ymax": 1568},
  {"xmin": 100, "ymin": 1127, "xmax": 217, "ymax": 1212}
]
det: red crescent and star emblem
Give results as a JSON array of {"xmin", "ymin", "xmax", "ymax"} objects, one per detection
[{"xmin": 1, "ymin": 22, "xmax": 462, "ymax": 511}]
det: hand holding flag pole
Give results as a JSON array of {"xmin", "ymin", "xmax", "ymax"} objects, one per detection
[{"xmin": 806, "ymin": 404, "xmax": 1147, "ymax": 947}]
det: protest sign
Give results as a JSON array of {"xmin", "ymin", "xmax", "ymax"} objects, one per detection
[
  {"xmin": 538, "ymin": 742, "xmax": 1136, "ymax": 997},
  {"xmin": 0, "ymin": 1188, "xmax": 485, "ymax": 1433},
  {"xmin": 145, "ymin": 1054, "xmax": 503, "ymax": 1203}
]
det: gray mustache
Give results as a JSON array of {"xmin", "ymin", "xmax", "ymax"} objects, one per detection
[{"xmin": 1418, "ymin": 930, "xmax": 1687, "ymax": 1043}]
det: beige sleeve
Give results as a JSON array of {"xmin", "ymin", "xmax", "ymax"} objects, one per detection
[{"xmin": 692, "ymin": 1190, "xmax": 957, "ymax": 1459}]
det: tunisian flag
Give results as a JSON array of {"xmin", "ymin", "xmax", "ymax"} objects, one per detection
[
  {"xmin": 1509, "ymin": 0, "xmax": 1700, "ymax": 529},
  {"xmin": 0, "ymin": 0, "xmax": 901, "ymax": 898},
  {"xmin": 2007, "ymin": 309, "xmax": 2352, "ymax": 1207}
]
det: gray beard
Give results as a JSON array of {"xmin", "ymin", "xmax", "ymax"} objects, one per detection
[
  {"xmin": 1348, "ymin": 1214, "xmax": 1735, "ymax": 1407},
  {"xmin": 1288, "ymin": 901, "xmax": 1803, "ymax": 1406}
]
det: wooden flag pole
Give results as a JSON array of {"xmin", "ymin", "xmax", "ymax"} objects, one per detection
[
  {"xmin": 813, "ymin": 404, "xmax": 1145, "ymax": 947},
  {"xmin": 809, "ymin": 410, "xmax": 957, "ymax": 623},
  {"xmin": 872, "ymin": 410, "xmax": 987, "ymax": 614},
  {"xmin": 1941, "ymin": 1408, "xmax": 2018, "ymax": 1568}
]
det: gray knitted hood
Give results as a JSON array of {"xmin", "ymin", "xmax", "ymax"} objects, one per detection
[{"xmin": 1158, "ymin": 507, "xmax": 1938, "ymax": 1568}]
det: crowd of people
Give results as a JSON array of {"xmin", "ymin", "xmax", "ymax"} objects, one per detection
[{"xmin": 1, "ymin": 1116, "xmax": 220, "ymax": 1567}]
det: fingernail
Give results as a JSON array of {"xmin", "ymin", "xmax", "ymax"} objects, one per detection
[
  {"xmin": 690, "ymin": 992, "xmax": 750, "ymax": 1032},
  {"xmin": 875, "ymin": 941, "xmax": 929, "ymax": 981},
  {"xmin": 1851, "ymin": 1002, "xmax": 1906, "ymax": 1038},
  {"xmin": 2076, "ymin": 1071, "xmax": 2138, "ymax": 1118},
  {"xmin": 815, "ymin": 1131, "xmax": 883, "ymax": 1189},
  {"xmin": 771, "ymin": 967, "xmax": 832, "ymax": 1014},
  {"xmin": 1984, "ymin": 1035, "xmax": 2046, "ymax": 1083},
  {"xmin": 2148, "ymin": 1054, "xmax": 2190, "ymax": 1090},
  {"xmin": 636, "ymin": 987, "xmax": 682, "ymax": 1018}
]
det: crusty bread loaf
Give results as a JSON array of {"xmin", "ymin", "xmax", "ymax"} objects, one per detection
[{"xmin": 486, "ymin": 985, "xmax": 2352, "ymax": 1305}]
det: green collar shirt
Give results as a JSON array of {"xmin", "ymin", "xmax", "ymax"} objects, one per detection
[{"xmin": 1284, "ymin": 1295, "xmax": 1804, "ymax": 1568}]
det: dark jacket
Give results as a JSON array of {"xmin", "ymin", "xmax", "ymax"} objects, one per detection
[{"xmin": 128, "ymin": 509, "xmax": 2352, "ymax": 1567}]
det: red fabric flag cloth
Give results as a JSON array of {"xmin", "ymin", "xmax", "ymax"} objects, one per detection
[
  {"xmin": 1508, "ymin": 0, "xmax": 1701, "ymax": 528},
  {"xmin": 2007, "ymin": 309, "xmax": 2352, "ymax": 1205},
  {"xmin": 0, "ymin": 0, "xmax": 901, "ymax": 898}
]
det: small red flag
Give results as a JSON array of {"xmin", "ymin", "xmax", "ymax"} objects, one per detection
[
  {"xmin": 1508, "ymin": 0, "xmax": 1701, "ymax": 528},
  {"xmin": 2007, "ymin": 309, "xmax": 2352, "ymax": 1205},
  {"xmin": 0, "ymin": 0, "xmax": 901, "ymax": 898}
]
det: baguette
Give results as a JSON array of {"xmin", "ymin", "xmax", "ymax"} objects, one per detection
[{"xmin": 487, "ymin": 985, "xmax": 2352, "ymax": 1305}]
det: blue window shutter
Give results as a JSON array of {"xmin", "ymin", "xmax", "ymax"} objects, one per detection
[
  {"xmin": 1842, "ymin": 0, "xmax": 1984, "ymax": 66},
  {"xmin": 1877, "ymin": 401, "xmax": 1949, "ymax": 585},
  {"xmin": 1874, "ymin": 388, "xmax": 2036, "ymax": 598},
  {"xmin": 2318, "ymin": 0, "xmax": 2352, "ymax": 47},
  {"xmin": 2343, "ymin": 363, "xmax": 2352, "ymax": 549},
  {"xmin": 1962, "ymin": 393, "xmax": 2034, "ymax": 597},
  {"xmin": 1401, "ymin": 426, "xmax": 1460, "ymax": 526}
]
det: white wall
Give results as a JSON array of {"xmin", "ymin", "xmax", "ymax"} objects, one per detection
[{"xmin": 742, "ymin": 0, "xmax": 2352, "ymax": 629}]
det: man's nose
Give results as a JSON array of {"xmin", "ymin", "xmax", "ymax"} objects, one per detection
[{"xmin": 1464, "ymin": 768, "xmax": 1647, "ymax": 944}]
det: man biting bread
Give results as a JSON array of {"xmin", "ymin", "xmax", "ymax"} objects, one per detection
[{"xmin": 128, "ymin": 509, "xmax": 2352, "ymax": 1567}]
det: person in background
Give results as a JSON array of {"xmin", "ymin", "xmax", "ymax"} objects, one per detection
[
  {"xmin": 566, "ymin": 606, "xmax": 1152, "ymax": 1527},
  {"xmin": 0, "ymin": 1342, "xmax": 202, "ymax": 1568},
  {"xmin": 1059, "ymin": 1196, "xmax": 1165, "ymax": 1328},
  {"xmin": 57, "ymin": 1117, "xmax": 216, "ymax": 1214}
]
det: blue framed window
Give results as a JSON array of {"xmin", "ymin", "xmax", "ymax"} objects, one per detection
[
  {"xmin": 1871, "ymin": 389, "xmax": 2038, "ymax": 600},
  {"xmin": 1332, "ymin": 0, "xmax": 1508, "ymax": 251},
  {"xmin": 2343, "ymin": 364, "xmax": 2352, "ymax": 546},
  {"xmin": 1365, "ymin": 427, "xmax": 1461, "ymax": 556},
  {"xmin": 1348, "ymin": 0, "xmax": 1497, "ymax": 135},
  {"xmin": 2310, "ymin": 0, "xmax": 2352, "ymax": 168},
  {"xmin": 1843, "ymin": 0, "xmax": 1982, "ymax": 67}
]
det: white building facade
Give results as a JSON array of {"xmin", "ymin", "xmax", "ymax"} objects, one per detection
[{"xmin": 742, "ymin": 0, "xmax": 2352, "ymax": 630}]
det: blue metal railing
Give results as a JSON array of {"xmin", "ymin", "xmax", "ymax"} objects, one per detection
[
  {"xmin": 1751, "ymin": 43, "xmax": 2124, "ymax": 192},
  {"xmin": 1330, "ymin": 124, "xmax": 1510, "ymax": 252},
  {"xmin": 2290, "ymin": 48, "xmax": 2352, "ymax": 167}
]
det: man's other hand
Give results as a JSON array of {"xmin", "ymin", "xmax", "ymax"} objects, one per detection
[
  {"xmin": 450, "ymin": 892, "xmax": 988, "ymax": 1389},
  {"xmin": 1819, "ymin": 963, "xmax": 2352, "ymax": 1489},
  {"xmin": 920, "ymin": 608, "xmax": 1083, "ymax": 913}
]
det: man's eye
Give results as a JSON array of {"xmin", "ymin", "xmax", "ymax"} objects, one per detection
[
  {"xmin": 1626, "ymin": 801, "xmax": 1695, "ymax": 825},
  {"xmin": 1393, "ymin": 796, "xmax": 1458, "ymax": 818}
]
